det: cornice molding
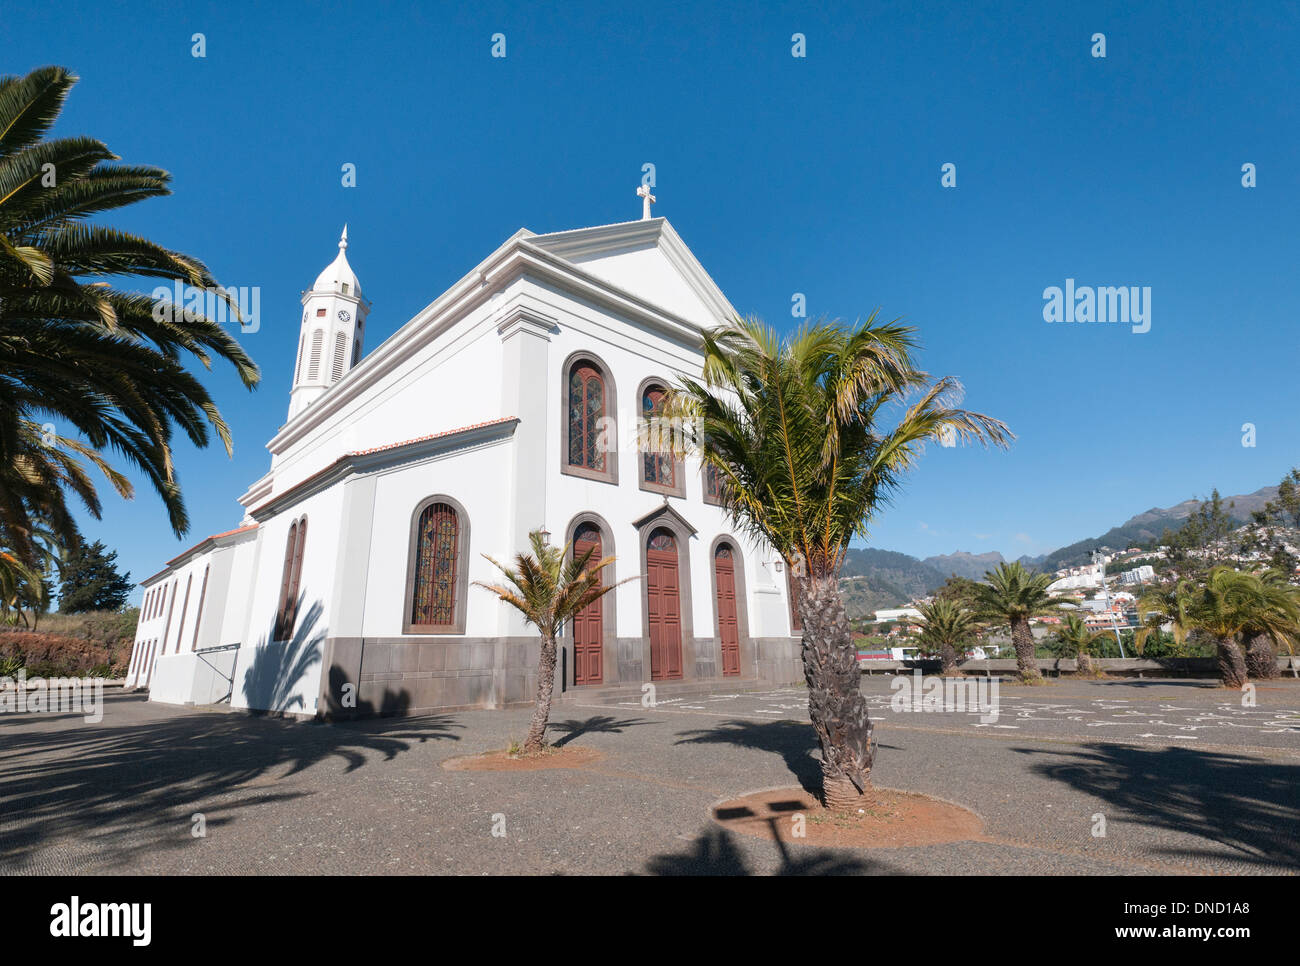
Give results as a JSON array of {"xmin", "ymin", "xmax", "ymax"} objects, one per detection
[{"xmin": 495, "ymin": 303, "xmax": 559, "ymax": 341}]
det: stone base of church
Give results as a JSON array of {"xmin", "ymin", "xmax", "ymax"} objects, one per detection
[{"xmin": 316, "ymin": 634, "xmax": 803, "ymax": 720}]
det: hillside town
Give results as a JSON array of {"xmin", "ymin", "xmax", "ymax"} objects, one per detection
[{"xmin": 851, "ymin": 498, "xmax": 1300, "ymax": 664}]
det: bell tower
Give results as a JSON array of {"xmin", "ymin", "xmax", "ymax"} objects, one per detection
[{"xmin": 289, "ymin": 225, "xmax": 369, "ymax": 419}]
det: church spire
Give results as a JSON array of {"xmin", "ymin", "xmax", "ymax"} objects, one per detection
[{"xmin": 288, "ymin": 227, "xmax": 370, "ymax": 420}]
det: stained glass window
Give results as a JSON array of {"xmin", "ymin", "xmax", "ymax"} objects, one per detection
[
  {"xmin": 642, "ymin": 385, "xmax": 674, "ymax": 487},
  {"xmin": 274, "ymin": 517, "xmax": 307, "ymax": 641},
  {"xmin": 648, "ymin": 529, "xmax": 676, "ymax": 552},
  {"xmin": 411, "ymin": 503, "xmax": 458, "ymax": 628},
  {"xmin": 567, "ymin": 364, "xmax": 606, "ymax": 472},
  {"xmin": 715, "ymin": 545, "xmax": 732, "ymax": 560},
  {"xmin": 705, "ymin": 464, "xmax": 724, "ymax": 501}
]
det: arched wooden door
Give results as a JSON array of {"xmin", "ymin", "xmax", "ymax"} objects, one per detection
[
  {"xmin": 714, "ymin": 544, "xmax": 741, "ymax": 676},
  {"xmin": 646, "ymin": 528, "xmax": 683, "ymax": 681},
  {"xmin": 572, "ymin": 523, "xmax": 604, "ymax": 686}
]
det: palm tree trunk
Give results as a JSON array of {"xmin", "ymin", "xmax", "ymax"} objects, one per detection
[
  {"xmin": 939, "ymin": 643, "xmax": 958, "ymax": 676},
  {"xmin": 1011, "ymin": 617, "xmax": 1041, "ymax": 682},
  {"xmin": 1216, "ymin": 636, "xmax": 1249, "ymax": 689},
  {"xmin": 798, "ymin": 575, "xmax": 874, "ymax": 810},
  {"xmin": 523, "ymin": 631, "xmax": 558, "ymax": 753},
  {"xmin": 1244, "ymin": 632, "xmax": 1279, "ymax": 680},
  {"xmin": 1076, "ymin": 650, "xmax": 1094, "ymax": 676}
]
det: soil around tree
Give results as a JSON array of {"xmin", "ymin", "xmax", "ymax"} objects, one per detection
[
  {"xmin": 441, "ymin": 745, "xmax": 604, "ymax": 772},
  {"xmin": 712, "ymin": 786, "xmax": 983, "ymax": 849}
]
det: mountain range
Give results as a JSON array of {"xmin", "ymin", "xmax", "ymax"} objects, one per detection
[{"xmin": 839, "ymin": 483, "xmax": 1280, "ymax": 618}]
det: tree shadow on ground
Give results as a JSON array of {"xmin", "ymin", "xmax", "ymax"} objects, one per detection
[
  {"xmin": 547, "ymin": 714, "xmax": 658, "ymax": 747},
  {"xmin": 1015, "ymin": 743, "xmax": 1300, "ymax": 870},
  {"xmin": 641, "ymin": 823, "xmax": 900, "ymax": 876},
  {"xmin": 0, "ymin": 691, "xmax": 461, "ymax": 870},
  {"xmin": 675, "ymin": 719, "xmax": 823, "ymax": 797}
]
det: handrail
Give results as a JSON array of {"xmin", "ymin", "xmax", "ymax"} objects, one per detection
[{"xmin": 194, "ymin": 642, "xmax": 241, "ymax": 703}]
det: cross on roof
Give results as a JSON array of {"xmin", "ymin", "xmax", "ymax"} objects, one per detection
[{"xmin": 637, "ymin": 183, "xmax": 656, "ymax": 220}]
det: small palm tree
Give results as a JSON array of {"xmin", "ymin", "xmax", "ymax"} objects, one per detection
[
  {"xmin": 916, "ymin": 598, "xmax": 978, "ymax": 675},
  {"xmin": 1135, "ymin": 579, "xmax": 1197, "ymax": 656},
  {"xmin": 1053, "ymin": 613, "xmax": 1109, "ymax": 676},
  {"xmin": 0, "ymin": 65, "xmax": 259, "ymax": 574},
  {"xmin": 969, "ymin": 562, "xmax": 1060, "ymax": 682},
  {"xmin": 665, "ymin": 315, "xmax": 1009, "ymax": 808},
  {"xmin": 475, "ymin": 531, "xmax": 633, "ymax": 753}
]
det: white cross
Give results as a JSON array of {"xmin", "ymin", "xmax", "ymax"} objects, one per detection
[{"xmin": 637, "ymin": 183, "xmax": 656, "ymax": 220}]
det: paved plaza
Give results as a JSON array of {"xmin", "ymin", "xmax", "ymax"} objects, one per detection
[{"xmin": 2, "ymin": 677, "xmax": 1297, "ymax": 875}]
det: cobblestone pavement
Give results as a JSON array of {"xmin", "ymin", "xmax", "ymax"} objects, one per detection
[{"xmin": 1, "ymin": 677, "xmax": 1297, "ymax": 875}]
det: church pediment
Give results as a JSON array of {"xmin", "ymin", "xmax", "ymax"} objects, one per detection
[
  {"xmin": 528, "ymin": 218, "xmax": 736, "ymax": 326},
  {"xmin": 631, "ymin": 501, "xmax": 698, "ymax": 538}
]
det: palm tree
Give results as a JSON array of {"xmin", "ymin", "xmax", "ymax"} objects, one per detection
[
  {"xmin": 1182, "ymin": 568, "xmax": 1299, "ymax": 688},
  {"xmin": 969, "ymin": 562, "xmax": 1060, "ymax": 682},
  {"xmin": 1052, "ymin": 613, "xmax": 1109, "ymax": 676},
  {"xmin": 0, "ymin": 65, "xmax": 259, "ymax": 576},
  {"xmin": 1241, "ymin": 570, "xmax": 1300, "ymax": 681},
  {"xmin": 1135, "ymin": 579, "xmax": 1197, "ymax": 656},
  {"xmin": 475, "ymin": 530, "xmax": 633, "ymax": 753},
  {"xmin": 665, "ymin": 315, "xmax": 1010, "ymax": 809},
  {"xmin": 916, "ymin": 597, "xmax": 978, "ymax": 675}
]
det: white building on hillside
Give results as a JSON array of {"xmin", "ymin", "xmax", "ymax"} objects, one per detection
[{"xmin": 123, "ymin": 203, "xmax": 803, "ymax": 717}]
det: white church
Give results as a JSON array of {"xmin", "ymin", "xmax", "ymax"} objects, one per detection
[{"xmin": 123, "ymin": 195, "xmax": 803, "ymax": 717}]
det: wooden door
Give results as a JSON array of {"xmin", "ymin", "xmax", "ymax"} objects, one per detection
[
  {"xmin": 572, "ymin": 523, "xmax": 604, "ymax": 686},
  {"xmin": 646, "ymin": 529, "xmax": 683, "ymax": 680},
  {"xmin": 715, "ymin": 545, "xmax": 741, "ymax": 676}
]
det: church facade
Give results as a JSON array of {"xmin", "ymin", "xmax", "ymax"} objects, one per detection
[{"xmin": 123, "ymin": 209, "xmax": 804, "ymax": 718}]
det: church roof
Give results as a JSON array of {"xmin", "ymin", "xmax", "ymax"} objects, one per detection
[
  {"xmin": 269, "ymin": 216, "xmax": 732, "ymax": 453},
  {"xmin": 248, "ymin": 417, "xmax": 520, "ymax": 520},
  {"xmin": 312, "ymin": 225, "xmax": 361, "ymax": 296}
]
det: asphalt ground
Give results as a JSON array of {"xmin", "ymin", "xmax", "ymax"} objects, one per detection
[{"xmin": 1, "ymin": 676, "xmax": 1296, "ymax": 875}]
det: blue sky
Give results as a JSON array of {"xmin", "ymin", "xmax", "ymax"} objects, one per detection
[{"xmin": 7, "ymin": 0, "xmax": 1300, "ymax": 595}]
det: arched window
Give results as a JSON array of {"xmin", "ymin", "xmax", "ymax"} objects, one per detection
[
  {"xmin": 176, "ymin": 574, "xmax": 192, "ymax": 654},
  {"xmin": 640, "ymin": 382, "xmax": 681, "ymax": 494},
  {"xmin": 191, "ymin": 565, "xmax": 210, "ymax": 651},
  {"xmin": 568, "ymin": 363, "xmax": 606, "ymax": 471},
  {"xmin": 274, "ymin": 516, "xmax": 308, "ymax": 641},
  {"xmin": 703, "ymin": 464, "xmax": 725, "ymax": 506},
  {"xmin": 408, "ymin": 502, "xmax": 461, "ymax": 632}
]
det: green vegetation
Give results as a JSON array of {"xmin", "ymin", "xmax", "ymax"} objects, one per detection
[
  {"xmin": 915, "ymin": 598, "xmax": 978, "ymax": 674},
  {"xmin": 968, "ymin": 562, "xmax": 1062, "ymax": 683},
  {"xmin": 0, "ymin": 65, "xmax": 258, "ymax": 626}
]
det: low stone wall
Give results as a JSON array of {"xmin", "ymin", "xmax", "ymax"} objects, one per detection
[
  {"xmin": 319, "ymin": 632, "xmax": 805, "ymax": 719},
  {"xmin": 864, "ymin": 656, "xmax": 1300, "ymax": 679}
]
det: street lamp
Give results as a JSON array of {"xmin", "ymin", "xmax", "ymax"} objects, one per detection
[{"xmin": 1092, "ymin": 548, "xmax": 1126, "ymax": 658}]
